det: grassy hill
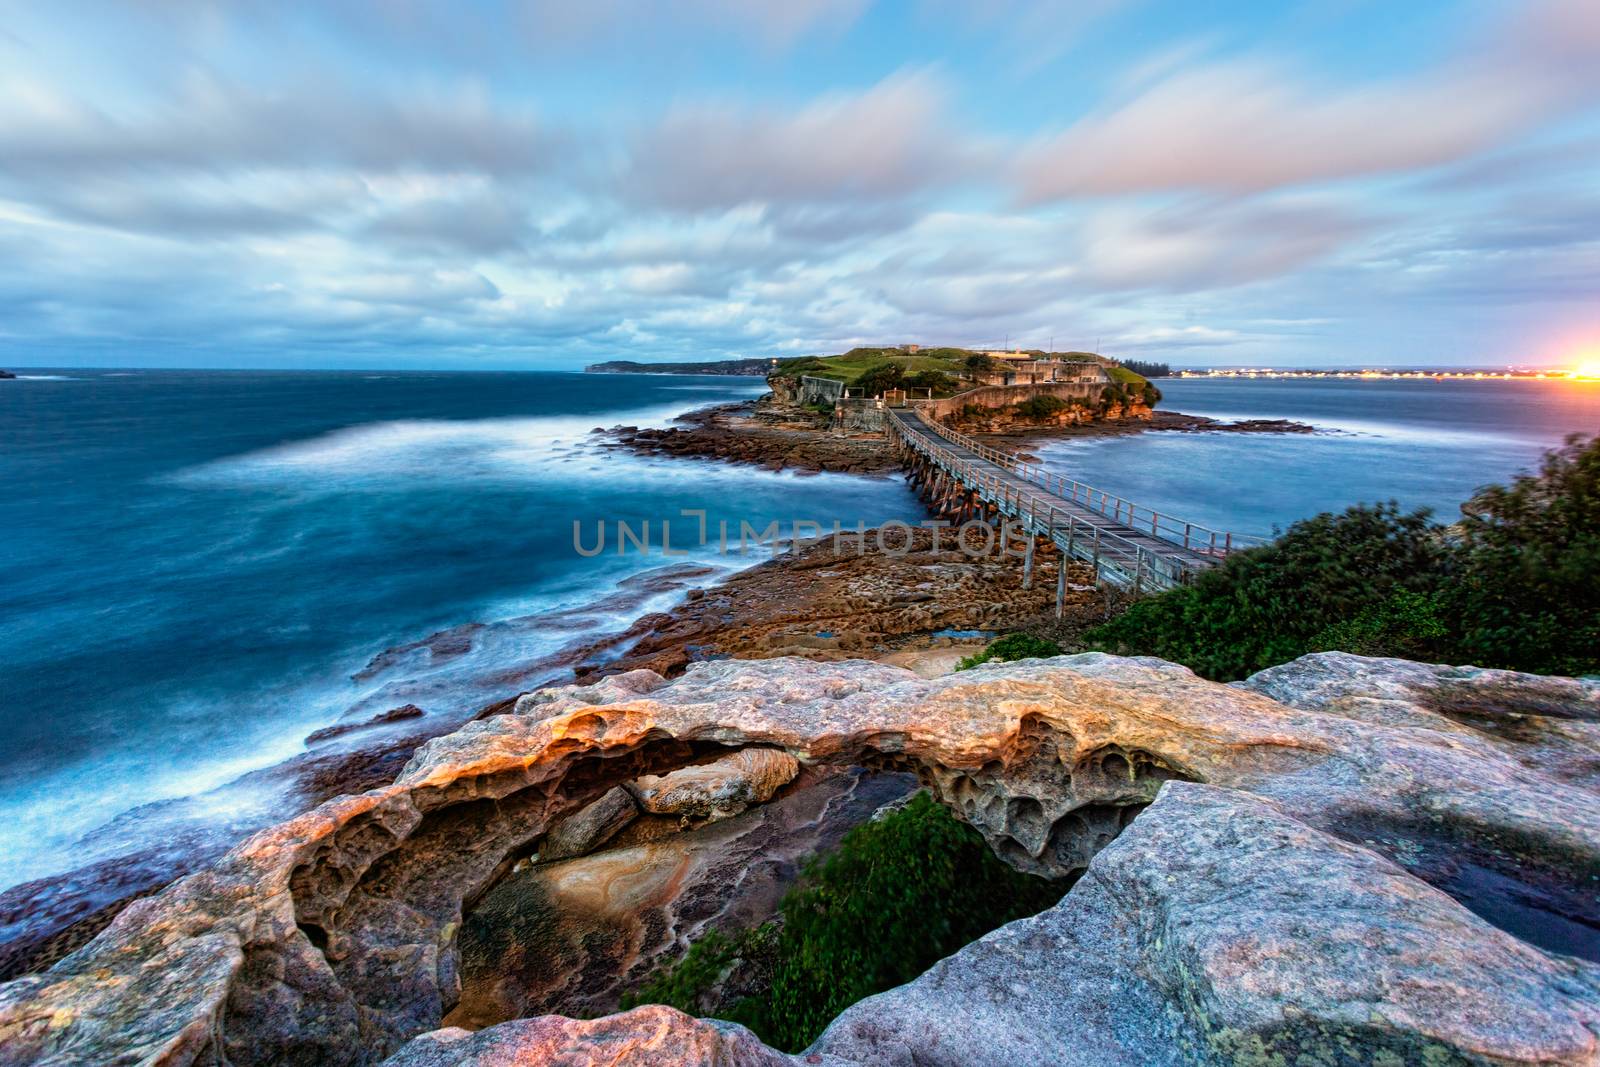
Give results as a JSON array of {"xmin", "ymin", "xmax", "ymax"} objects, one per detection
[
  {"xmin": 770, "ymin": 347, "xmax": 974, "ymax": 383},
  {"xmin": 772, "ymin": 347, "xmax": 1151, "ymax": 393}
]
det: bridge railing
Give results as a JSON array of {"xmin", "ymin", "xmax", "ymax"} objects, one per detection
[
  {"xmin": 899, "ymin": 412, "xmax": 1264, "ymax": 556},
  {"xmin": 886, "ymin": 414, "xmax": 1203, "ymax": 591}
]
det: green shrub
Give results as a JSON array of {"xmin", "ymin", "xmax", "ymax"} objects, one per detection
[
  {"xmin": 1087, "ymin": 503, "xmax": 1448, "ymax": 681},
  {"xmin": 623, "ymin": 794, "xmax": 1067, "ymax": 1051},
  {"xmin": 905, "ymin": 369, "xmax": 958, "ymax": 394},
  {"xmin": 1086, "ymin": 435, "xmax": 1600, "ymax": 681},
  {"xmin": 964, "ymin": 353, "xmax": 1001, "ymax": 376},
  {"xmin": 1015, "ymin": 394, "xmax": 1069, "ymax": 419},
  {"xmin": 1309, "ymin": 590, "xmax": 1450, "ymax": 660},
  {"xmin": 854, "ymin": 362, "xmax": 905, "ymax": 396},
  {"xmin": 1447, "ymin": 433, "xmax": 1600, "ymax": 676},
  {"xmin": 957, "ymin": 632, "xmax": 1063, "ymax": 671}
]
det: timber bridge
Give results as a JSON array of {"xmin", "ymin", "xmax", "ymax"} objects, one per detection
[{"xmin": 886, "ymin": 408, "xmax": 1260, "ymax": 600}]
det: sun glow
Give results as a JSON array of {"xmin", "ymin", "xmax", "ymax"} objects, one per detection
[{"xmin": 1569, "ymin": 360, "xmax": 1600, "ymax": 380}]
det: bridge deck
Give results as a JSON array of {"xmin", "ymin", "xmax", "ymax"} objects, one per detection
[{"xmin": 888, "ymin": 408, "xmax": 1250, "ymax": 591}]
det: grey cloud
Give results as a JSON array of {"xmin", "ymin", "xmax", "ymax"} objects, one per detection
[
  {"xmin": 622, "ymin": 71, "xmax": 983, "ymax": 213},
  {"xmin": 365, "ymin": 190, "xmax": 536, "ymax": 255},
  {"xmin": 322, "ymin": 270, "xmax": 502, "ymax": 309}
]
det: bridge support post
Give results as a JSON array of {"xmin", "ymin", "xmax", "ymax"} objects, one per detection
[
  {"xmin": 1055, "ymin": 555, "xmax": 1067, "ymax": 618},
  {"xmin": 1022, "ymin": 535, "xmax": 1035, "ymax": 590}
]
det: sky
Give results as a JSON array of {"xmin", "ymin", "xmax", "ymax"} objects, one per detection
[{"xmin": 1, "ymin": 0, "xmax": 1598, "ymax": 370}]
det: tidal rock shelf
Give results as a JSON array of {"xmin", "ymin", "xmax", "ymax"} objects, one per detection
[{"xmin": 1, "ymin": 652, "xmax": 1597, "ymax": 1066}]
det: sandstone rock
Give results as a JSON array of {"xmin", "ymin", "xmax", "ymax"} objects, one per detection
[
  {"xmin": 382, "ymin": 1007, "xmax": 789, "ymax": 1067},
  {"xmin": 448, "ymin": 769, "xmax": 912, "ymax": 1027},
  {"xmin": 537, "ymin": 787, "xmax": 637, "ymax": 863},
  {"xmin": 4, "ymin": 653, "xmax": 1598, "ymax": 1066},
  {"xmin": 627, "ymin": 748, "xmax": 800, "ymax": 822}
]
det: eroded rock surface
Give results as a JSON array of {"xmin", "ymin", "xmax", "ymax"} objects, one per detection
[
  {"xmin": 448, "ymin": 769, "xmax": 912, "ymax": 1028},
  {"xmin": 627, "ymin": 748, "xmax": 800, "ymax": 822},
  {"xmin": 3, "ymin": 653, "xmax": 1598, "ymax": 1066}
]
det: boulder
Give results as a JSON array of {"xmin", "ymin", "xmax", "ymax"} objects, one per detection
[
  {"xmin": 2, "ymin": 653, "xmax": 1597, "ymax": 1066},
  {"xmin": 382, "ymin": 1007, "xmax": 788, "ymax": 1067},
  {"xmin": 810, "ymin": 782, "xmax": 1600, "ymax": 1066},
  {"xmin": 626, "ymin": 748, "xmax": 800, "ymax": 822},
  {"xmin": 537, "ymin": 787, "xmax": 637, "ymax": 863}
]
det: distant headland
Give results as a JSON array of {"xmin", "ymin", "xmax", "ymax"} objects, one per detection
[{"xmin": 585, "ymin": 358, "xmax": 774, "ymax": 375}]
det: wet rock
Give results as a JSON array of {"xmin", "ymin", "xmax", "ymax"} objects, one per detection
[
  {"xmin": 538, "ymin": 787, "xmax": 637, "ymax": 862},
  {"xmin": 575, "ymin": 528, "xmax": 1097, "ymax": 683},
  {"xmin": 627, "ymin": 748, "xmax": 800, "ymax": 822},
  {"xmin": 306, "ymin": 704, "xmax": 427, "ymax": 746},
  {"xmin": 602, "ymin": 401, "xmax": 899, "ymax": 476}
]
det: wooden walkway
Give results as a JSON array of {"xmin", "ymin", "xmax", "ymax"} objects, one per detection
[{"xmin": 887, "ymin": 409, "xmax": 1259, "ymax": 594}]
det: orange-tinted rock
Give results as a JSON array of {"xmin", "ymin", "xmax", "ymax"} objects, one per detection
[{"xmin": 627, "ymin": 748, "xmax": 799, "ymax": 821}]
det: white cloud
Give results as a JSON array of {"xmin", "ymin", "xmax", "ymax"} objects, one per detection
[{"xmin": 1017, "ymin": 0, "xmax": 1600, "ymax": 199}]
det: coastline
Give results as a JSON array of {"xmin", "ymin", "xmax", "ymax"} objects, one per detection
[
  {"xmin": 0, "ymin": 380, "xmax": 1312, "ymax": 979},
  {"xmin": 0, "ymin": 382, "xmax": 1134, "ymax": 977}
]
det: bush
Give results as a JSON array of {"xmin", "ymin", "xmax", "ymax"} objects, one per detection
[
  {"xmin": 1014, "ymin": 394, "xmax": 1069, "ymax": 419},
  {"xmin": 1447, "ymin": 433, "xmax": 1600, "ymax": 675},
  {"xmin": 623, "ymin": 794, "xmax": 1068, "ymax": 1051},
  {"xmin": 1309, "ymin": 590, "xmax": 1450, "ymax": 660},
  {"xmin": 1087, "ymin": 503, "xmax": 1448, "ymax": 681},
  {"xmin": 1086, "ymin": 435, "xmax": 1600, "ymax": 680},
  {"xmin": 905, "ymin": 369, "xmax": 958, "ymax": 394},
  {"xmin": 957, "ymin": 632, "xmax": 1063, "ymax": 671},
  {"xmin": 854, "ymin": 362, "xmax": 904, "ymax": 396},
  {"xmin": 964, "ymin": 353, "xmax": 1001, "ymax": 376}
]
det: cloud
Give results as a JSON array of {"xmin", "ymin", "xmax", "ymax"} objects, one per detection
[
  {"xmin": 1017, "ymin": 0, "xmax": 1600, "ymax": 199},
  {"xmin": 1114, "ymin": 324, "xmax": 1240, "ymax": 347},
  {"xmin": 0, "ymin": 74, "xmax": 554, "ymax": 178},
  {"xmin": 364, "ymin": 187, "xmax": 536, "ymax": 255},
  {"xmin": 511, "ymin": 0, "xmax": 869, "ymax": 49},
  {"xmin": 624, "ymin": 71, "xmax": 982, "ymax": 212},
  {"xmin": 1076, "ymin": 198, "xmax": 1370, "ymax": 290}
]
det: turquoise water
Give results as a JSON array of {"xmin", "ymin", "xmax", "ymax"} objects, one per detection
[
  {"xmin": 0, "ymin": 370, "xmax": 921, "ymax": 893},
  {"xmin": 1035, "ymin": 377, "xmax": 1600, "ymax": 539}
]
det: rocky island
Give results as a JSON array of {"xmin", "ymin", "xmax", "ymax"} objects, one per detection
[{"xmin": 0, "ymin": 370, "xmax": 15, "ymax": 380}]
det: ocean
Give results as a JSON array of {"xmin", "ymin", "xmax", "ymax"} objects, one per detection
[
  {"xmin": 0, "ymin": 369, "xmax": 921, "ymax": 898},
  {"xmin": 1034, "ymin": 376, "xmax": 1600, "ymax": 539},
  {"xmin": 1, "ymin": 368, "xmax": 1597, "ymax": 911}
]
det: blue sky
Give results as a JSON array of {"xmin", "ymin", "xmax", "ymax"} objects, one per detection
[{"xmin": 1, "ymin": 0, "xmax": 1597, "ymax": 369}]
